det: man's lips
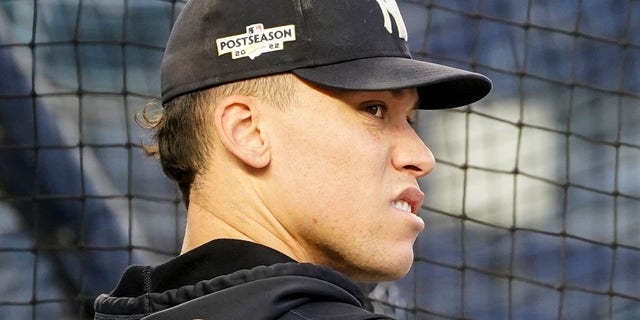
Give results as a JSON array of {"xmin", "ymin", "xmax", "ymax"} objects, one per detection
[{"xmin": 392, "ymin": 186, "xmax": 425, "ymax": 215}]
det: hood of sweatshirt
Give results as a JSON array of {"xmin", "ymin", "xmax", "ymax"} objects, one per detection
[{"xmin": 93, "ymin": 239, "xmax": 374, "ymax": 320}]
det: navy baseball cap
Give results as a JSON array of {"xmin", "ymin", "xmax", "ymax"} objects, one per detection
[{"xmin": 161, "ymin": 0, "xmax": 491, "ymax": 109}]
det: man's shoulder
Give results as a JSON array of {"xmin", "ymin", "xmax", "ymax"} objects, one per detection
[
  {"xmin": 95, "ymin": 240, "xmax": 397, "ymax": 320},
  {"xmin": 142, "ymin": 262, "xmax": 393, "ymax": 320}
]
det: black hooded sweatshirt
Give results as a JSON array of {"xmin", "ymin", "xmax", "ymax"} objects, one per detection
[{"xmin": 93, "ymin": 239, "xmax": 393, "ymax": 320}]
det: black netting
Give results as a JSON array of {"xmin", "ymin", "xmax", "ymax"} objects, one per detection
[{"xmin": 0, "ymin": 1, "xmax": 638, "ymax": 319}]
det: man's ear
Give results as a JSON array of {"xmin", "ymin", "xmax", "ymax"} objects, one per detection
[{"xmin": 214, "ymin": 95, "xmax": 271, "ymax": 169}]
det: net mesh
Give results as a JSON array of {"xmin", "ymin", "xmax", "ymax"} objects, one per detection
[{"xmin": 0, "ymin": 0, "xmax": 638, "ymax": 319}]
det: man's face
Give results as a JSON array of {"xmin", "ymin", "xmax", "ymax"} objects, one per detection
[{"xmin": 262, "ymin": 78, "xmax": 435, "ymax": 282}]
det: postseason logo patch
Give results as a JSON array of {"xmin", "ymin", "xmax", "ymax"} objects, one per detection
[{"xmin": 216, "ymin": 24, "xmax": 296, "ymax": 60}]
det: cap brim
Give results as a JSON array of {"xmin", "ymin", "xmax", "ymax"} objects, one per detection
[{"xmin": 292, "ymin": 57, "xmax": 491, "ymax": 110}]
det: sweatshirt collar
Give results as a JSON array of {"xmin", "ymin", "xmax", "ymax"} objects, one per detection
[{"xmin": 111, "ymin": 239, "xmax": 296, "ymax": 297}]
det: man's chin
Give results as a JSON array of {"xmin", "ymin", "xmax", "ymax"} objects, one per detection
[{"xmin": 349, "ymin": 253, "xmax": 415, "ymax": 283}]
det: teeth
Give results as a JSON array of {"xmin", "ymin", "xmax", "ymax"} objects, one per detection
[{"xmin": 391, "ymin": 200, "xmax": 412, "ymax": 213}]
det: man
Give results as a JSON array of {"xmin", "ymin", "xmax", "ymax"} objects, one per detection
[{"xmin": 94, "ymin": 0, "xmax": 491, "ymax": 319}]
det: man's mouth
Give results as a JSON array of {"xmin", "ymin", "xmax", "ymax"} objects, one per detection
[{"xmin": 391, "ymin": 187, "xmax": 425, "ymax": 215}]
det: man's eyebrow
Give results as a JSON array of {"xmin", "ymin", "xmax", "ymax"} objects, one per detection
[
  {"xmin": 326, "ymin": 88, "xmax": 420, "ymax": 109},
  {"xmin": 389, "ymin": 88, "xmax": 420, "ymax": 110}
]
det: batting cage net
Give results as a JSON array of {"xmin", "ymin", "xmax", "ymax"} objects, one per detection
[{"xmin": 0, "ymin": 0, "xmax": 638, "ymax": 319}]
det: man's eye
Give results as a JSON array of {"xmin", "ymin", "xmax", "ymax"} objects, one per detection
[{"xmin": 364, "ymin": 104, "xmax": 386, "ymax": 118}]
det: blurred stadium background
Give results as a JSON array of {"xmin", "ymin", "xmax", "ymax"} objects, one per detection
[{"xmin": 0, "ymin": 0, "xmax": 638, "ymax": 319}]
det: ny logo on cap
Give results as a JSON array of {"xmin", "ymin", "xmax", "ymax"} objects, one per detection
[{"xmin": 375, "ymin": 0, "xmax": 408, "ymax": 40}]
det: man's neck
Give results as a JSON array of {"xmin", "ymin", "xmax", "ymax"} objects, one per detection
[{"xmin": 181, "ymin": 200, "xmax": 315, "ymax": 265}]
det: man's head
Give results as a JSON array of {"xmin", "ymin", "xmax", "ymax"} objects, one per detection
[{"xmin": 148, "ymin": 0, "xmax": 491, "ymax": 282}]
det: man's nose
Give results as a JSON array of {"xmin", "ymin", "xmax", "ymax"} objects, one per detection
[{"xmin": 391, "ymin": 125, "xmax": 435, "ymax": 178}]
